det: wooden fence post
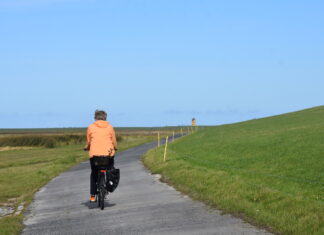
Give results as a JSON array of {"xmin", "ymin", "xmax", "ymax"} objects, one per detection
[{"xmin": 163, "ymin": 136, "xmax": 169, "ymax": 162}]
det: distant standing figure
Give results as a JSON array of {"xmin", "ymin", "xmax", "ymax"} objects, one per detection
[
  {"xmin": 84, "ymin": 110, "xmax": 117, "ymax": 202},
  {"xmin": 192, "ymin": 118, "xmax": 196, "ymax": 126}
]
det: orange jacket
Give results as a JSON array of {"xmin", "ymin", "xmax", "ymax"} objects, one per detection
[{"xmin": 86, "ymin": 120, "xmax": 117, "ymax": 158}]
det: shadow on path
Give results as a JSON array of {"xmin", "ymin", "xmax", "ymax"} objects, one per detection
[{"xmin": 81, "ymin": 201, "xmax": 116, "ymax": 210}]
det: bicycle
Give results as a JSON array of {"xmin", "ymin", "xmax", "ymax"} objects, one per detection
[
  {"xmin": 92, "ymin": 156, "xmax": 110, "ymax": 210},
  {"xmin": 84, "ymin": 148, "xmax": 120, "ymax": 210}
]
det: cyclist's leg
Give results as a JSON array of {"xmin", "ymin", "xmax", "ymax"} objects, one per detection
[
  {"xmin": 108, "ymin": 156, "xmax": 115, "ymax": 170},
  {"xmin": 90, "ymin": 157, "xmax": 98, "ymax": 195}
]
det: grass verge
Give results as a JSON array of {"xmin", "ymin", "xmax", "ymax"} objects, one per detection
[
  {"xmin": 0, "ymin": 135, "xmax": 155, "ymax": 235},
  {"xmin": 143, "ymin": 106, "xmax": 324, "ymax": 235}
]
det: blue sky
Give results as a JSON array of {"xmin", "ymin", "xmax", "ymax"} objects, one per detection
[{"xmin": 1, "ymin": 0, "xmax": 323, "ymax": 128}]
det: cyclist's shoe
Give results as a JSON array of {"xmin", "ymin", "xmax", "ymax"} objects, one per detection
[{"xmin": 89, "ymin": 195, "xmax": 96, "ymax": 203}]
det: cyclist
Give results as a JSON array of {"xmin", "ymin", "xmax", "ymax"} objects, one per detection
[{"xmin": 84, "ymin": 110, "xmax": 117, "ymax": 203}]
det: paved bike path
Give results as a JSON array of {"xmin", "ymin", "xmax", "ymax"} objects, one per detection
[{"xmin": 22, "ymin": 141, "xmax": 271, "ymax": 235}]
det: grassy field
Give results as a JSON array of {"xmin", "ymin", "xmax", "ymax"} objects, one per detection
[
  {"xmin": 143, "ymin": 106, "xmax": 324, "ymax": 235},
  {"xmin": 0, "ymin": 126, "xmax": 192, "ymax": 136},
  {"xmin": 0, "ymin": 133, "xmax": 155, "ymax": 235},
  {"xmin": 0, "ymin": 127, "xmax": 186, "ymax": 148},
  {"xmin": 0, "ymin": 134, "xmax": 87, "ymax": 148}
]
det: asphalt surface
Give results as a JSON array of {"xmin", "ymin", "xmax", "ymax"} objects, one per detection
[{"xmin": 22, "ymin": 140, "xmax": 271, "ymax": 235}]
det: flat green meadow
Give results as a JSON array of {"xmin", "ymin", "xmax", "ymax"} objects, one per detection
[{"xmin": 143, "ymin": 106, "xmax": 324, "ymax": 235}]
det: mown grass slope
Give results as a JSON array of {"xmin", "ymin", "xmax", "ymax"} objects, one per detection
[{"xmin": 143, "ymin": 106, "xmax": 324, "ymax": 235}]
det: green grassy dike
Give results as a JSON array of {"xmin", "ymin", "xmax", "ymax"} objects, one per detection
[
  {"xmin": 143, "ymin": 106, "xmax": 324, "ymax": 235},
  {"xmin": 0, "ymin": 135, "xmax": 154, "ymax": 235}
]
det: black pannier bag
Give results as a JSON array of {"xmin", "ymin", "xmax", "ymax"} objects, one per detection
[{"xmin": 106, "ymin": 168, "xmax": 120, "ymax": 192}]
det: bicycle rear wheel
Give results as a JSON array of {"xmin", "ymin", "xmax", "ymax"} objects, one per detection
[
  {"xmin": 98, "ymin": 176, "xmax": 105, "ymax": 210},
  {"xmin": 97, "ymin": 190, "xmax": 101, "ymax": 208},
  {"xmin": 99, "ymin": 187, "xmax": 105, "ymax": 210}
]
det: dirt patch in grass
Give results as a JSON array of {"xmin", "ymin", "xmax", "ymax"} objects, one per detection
[{"xmin": 0, "ymin": 147, "xmax": 37, "ymax": 152}]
